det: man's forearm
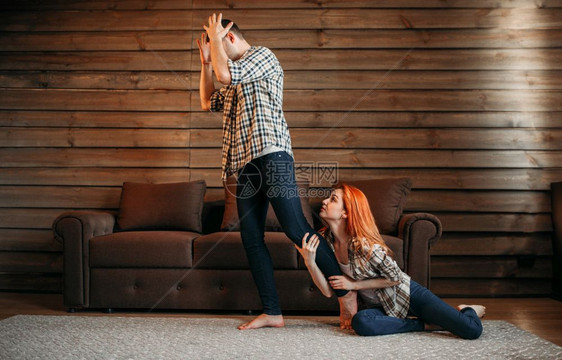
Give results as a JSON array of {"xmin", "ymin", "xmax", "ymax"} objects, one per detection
[
  {"xmin": 305, "ymin": 262, "xmax": 334, "ymax": 298},
  {"xmin": 210, "ymin": 39, "xmax": 231, "ymax": 85},
  {"xmin": 200, "ymin": 63, "xmax": 214, "ymax": 110}
]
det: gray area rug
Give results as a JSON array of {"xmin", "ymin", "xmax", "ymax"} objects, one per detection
[{"xmin": 0, "ymin": 315, "xmax": 561, "ymax": 360}]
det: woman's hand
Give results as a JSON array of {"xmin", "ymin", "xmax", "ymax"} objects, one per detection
[
  {"xmin": 329, "ymin": 275, "xmax": 357, "ymax": 291},
  {"xmin": 196, "ymin": 32, "xmax": 211, "ymax": 65},
  {"xmin": 295, "ymin": 232, "xmax": 319, "ymax": 266}
]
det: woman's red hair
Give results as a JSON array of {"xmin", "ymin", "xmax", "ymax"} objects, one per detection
[{"xmin": 335, "ymin": 183, "xmax": 394, "ymax": 259}]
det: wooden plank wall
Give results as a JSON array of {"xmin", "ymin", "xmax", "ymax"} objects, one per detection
[{"xmin": 0, "ymin": 0, "xmax": 561, "ymax": 296}]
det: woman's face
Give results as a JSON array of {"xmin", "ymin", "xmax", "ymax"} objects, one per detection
[{"xmin": 320, "ymin": 188, "xmax": 346, "ymax": 221}]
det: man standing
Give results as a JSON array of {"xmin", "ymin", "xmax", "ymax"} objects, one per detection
[{"xmin": 197, "ymin": 13, "xmax": 356, "ymax": 330}]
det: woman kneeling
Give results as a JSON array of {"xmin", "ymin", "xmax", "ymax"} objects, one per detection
[{"xmin": 297, "ymin": 183, "xmax": 485, "ymax": 339}]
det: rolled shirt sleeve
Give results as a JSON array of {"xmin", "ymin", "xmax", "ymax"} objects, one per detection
[
  {"xmin": 227, "ymin": 47, "xmax": 282, "ymax": 85},
  {"xmin": 209, "ymin": 88, "xmax": 226, "ymax": 112},
  {"xmin": 367, "ymin": 244, "xmax": 403, "ymax": 283}
]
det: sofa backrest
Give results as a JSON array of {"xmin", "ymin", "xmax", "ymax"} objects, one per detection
[
  {"xmin": 201, "ymin": 198, "xmax": 327, "ymax": 235},
  {"xmin": 201, "ymin": 178, "xmax": 412, "ymax": 235},
  {"xmin": 201, "ymin": 199, "xmax": 226, "ymax": 234}
]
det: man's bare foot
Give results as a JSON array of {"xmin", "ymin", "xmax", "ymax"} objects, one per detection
[
  {"xmin": 238, "ymin": 313, "xmax": 285, "ymax": 330},
  {"xmin": 338, "ymin": 290, "xmax": 358, "ymax": 329},
  {"xmin": 457, "ymin": 304, "xmax": 486, "ymax": 318}
]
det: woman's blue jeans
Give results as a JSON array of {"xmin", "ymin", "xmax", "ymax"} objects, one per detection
[
  {"xmin": 352, "ymin": 280, "xmax": 483, "ymax": 339},
  {"xmin": 235, "ymin": 151, "xmax": 347, "ymax": 315}
]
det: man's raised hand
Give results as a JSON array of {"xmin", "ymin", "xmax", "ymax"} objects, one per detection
[
  {"xmin": 203, "ymin": 13, "xmax": 233, "ymax": 42},
  {"xmin": 196, "ymin": 32, "xmax": 211, "ymax": 65}
]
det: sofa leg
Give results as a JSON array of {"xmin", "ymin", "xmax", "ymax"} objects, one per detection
[
  {"xmin": 103, "ymin": 308, "xmax": 113, "ymax": 314},
  {"xmin": 66, "ymin": 307, "xmax": 76, "ymax": 313}
]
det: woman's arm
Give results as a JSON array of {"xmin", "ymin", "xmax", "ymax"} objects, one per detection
[
  {"xmin": 295, "ymin": 232, "xmax": 335, "ymax": 298},
  {"xmin": 305, "ymin": 262, "xmax": 335, "ymax": 298},
  {"xmin": 329, "ymin": 275, "xmax": 399, "ymax": 291},
  {"xmin": 356, "ymin": 278, "xmax": 400, "ymax": 289},
  {"xmin": 329, "ymin": 243, "xmax": 402, "ymax": 291}
]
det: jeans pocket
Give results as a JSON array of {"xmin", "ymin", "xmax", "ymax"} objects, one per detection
[{"xmin": 263, "ymin": 150, "xmax": 286, "ymax": 160}]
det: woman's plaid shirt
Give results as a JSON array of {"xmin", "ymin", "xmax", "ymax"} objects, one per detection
[
  {"xmin": 320, "ymin": 227, "xmax": 412, "ymax": 318},
  {"xmin": 210, "ymin": 46, "xmax": 294, "ymax": 182}
]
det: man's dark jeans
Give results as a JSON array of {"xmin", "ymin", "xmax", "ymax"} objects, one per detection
[{"xmin": 235, "ymin": 150, "xmax": 347, "ymax": 315}]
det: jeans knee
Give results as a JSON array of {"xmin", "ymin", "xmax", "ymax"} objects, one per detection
[
  {"xmin": 456, "ymin": 319, "xmax": 482, "ymax": 340},
  {"xmin": 283, "ymin": 228, "xmax": 301, "ymax": 244},
  {"xmin": 351, "ymin": 312, "xmax": 368, "ymax": 336},
  {"xmin": 283, "ymin": 223, "xmax": 312, "ymax": 245},
  {"xmin": 351, "ymin": 311, "xmax": 380, "ymax": 336},
  {"xmin": 458, "ymin": 308, "xmax": 483, "ymax": 340},
  {"xmin": 462, "ymin": 323, "xmax": 483, "ymax": 340}
]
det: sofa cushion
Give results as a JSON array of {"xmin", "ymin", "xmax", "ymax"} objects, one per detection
[
  {"xmin": 117, "ymin": 180, "xmax": 206, "ymax": 232},
  {"xmin": 193, "ymin": 232, "xmax": 298, "ymax": 269},
  {"xmin": 337, "ymin": 178, "xmax": 412, "ymax": 235},
  {"xmin": 221, "ymin": 175, "xmax": 314, "ymax": 232},
  {"xmin": 90, "ymin": 231, "xmax": 198, "ymax": 268}
]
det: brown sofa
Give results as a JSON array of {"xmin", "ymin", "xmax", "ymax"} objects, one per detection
[{"xmin": 52, "ymin": 178, "xmax": 442, "ymax": 313}]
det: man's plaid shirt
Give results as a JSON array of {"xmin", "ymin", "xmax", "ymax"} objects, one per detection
[
  {"xmin": 320, "ymin": 227, "xmax": 412, "ymax": 319},
  {"xmin": 210, "ymin": 46, "xmax": 294, "ymax": 182}
]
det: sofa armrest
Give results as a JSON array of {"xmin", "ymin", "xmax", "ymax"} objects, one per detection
[
  {"xmin": 397, "ymin": 212, "xmax": 442, "ymax": 289},
  {"xmin": 52, "ymin": 211, "xmax": 116, "ymax": 309}
]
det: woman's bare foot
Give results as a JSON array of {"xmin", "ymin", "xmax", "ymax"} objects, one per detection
[
  {"xmin": 238, "ymin": 313, "xmax": 285, "ymax": 330},
  {"xmin": 338, "ymin": 290, "xmax": 358, "ymax": 329},
  {"xmin": 457, "ymin": 304, "xmax": 486, "ymax": 318}
]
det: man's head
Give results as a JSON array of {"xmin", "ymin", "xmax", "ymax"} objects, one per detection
[
  {"xmin": 206, "ymin": 19, "xmax": 248, "ymax": 60},
  {"xmin": 206, "ymin": 19, "xmax": 244, "ymax": 42}
]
